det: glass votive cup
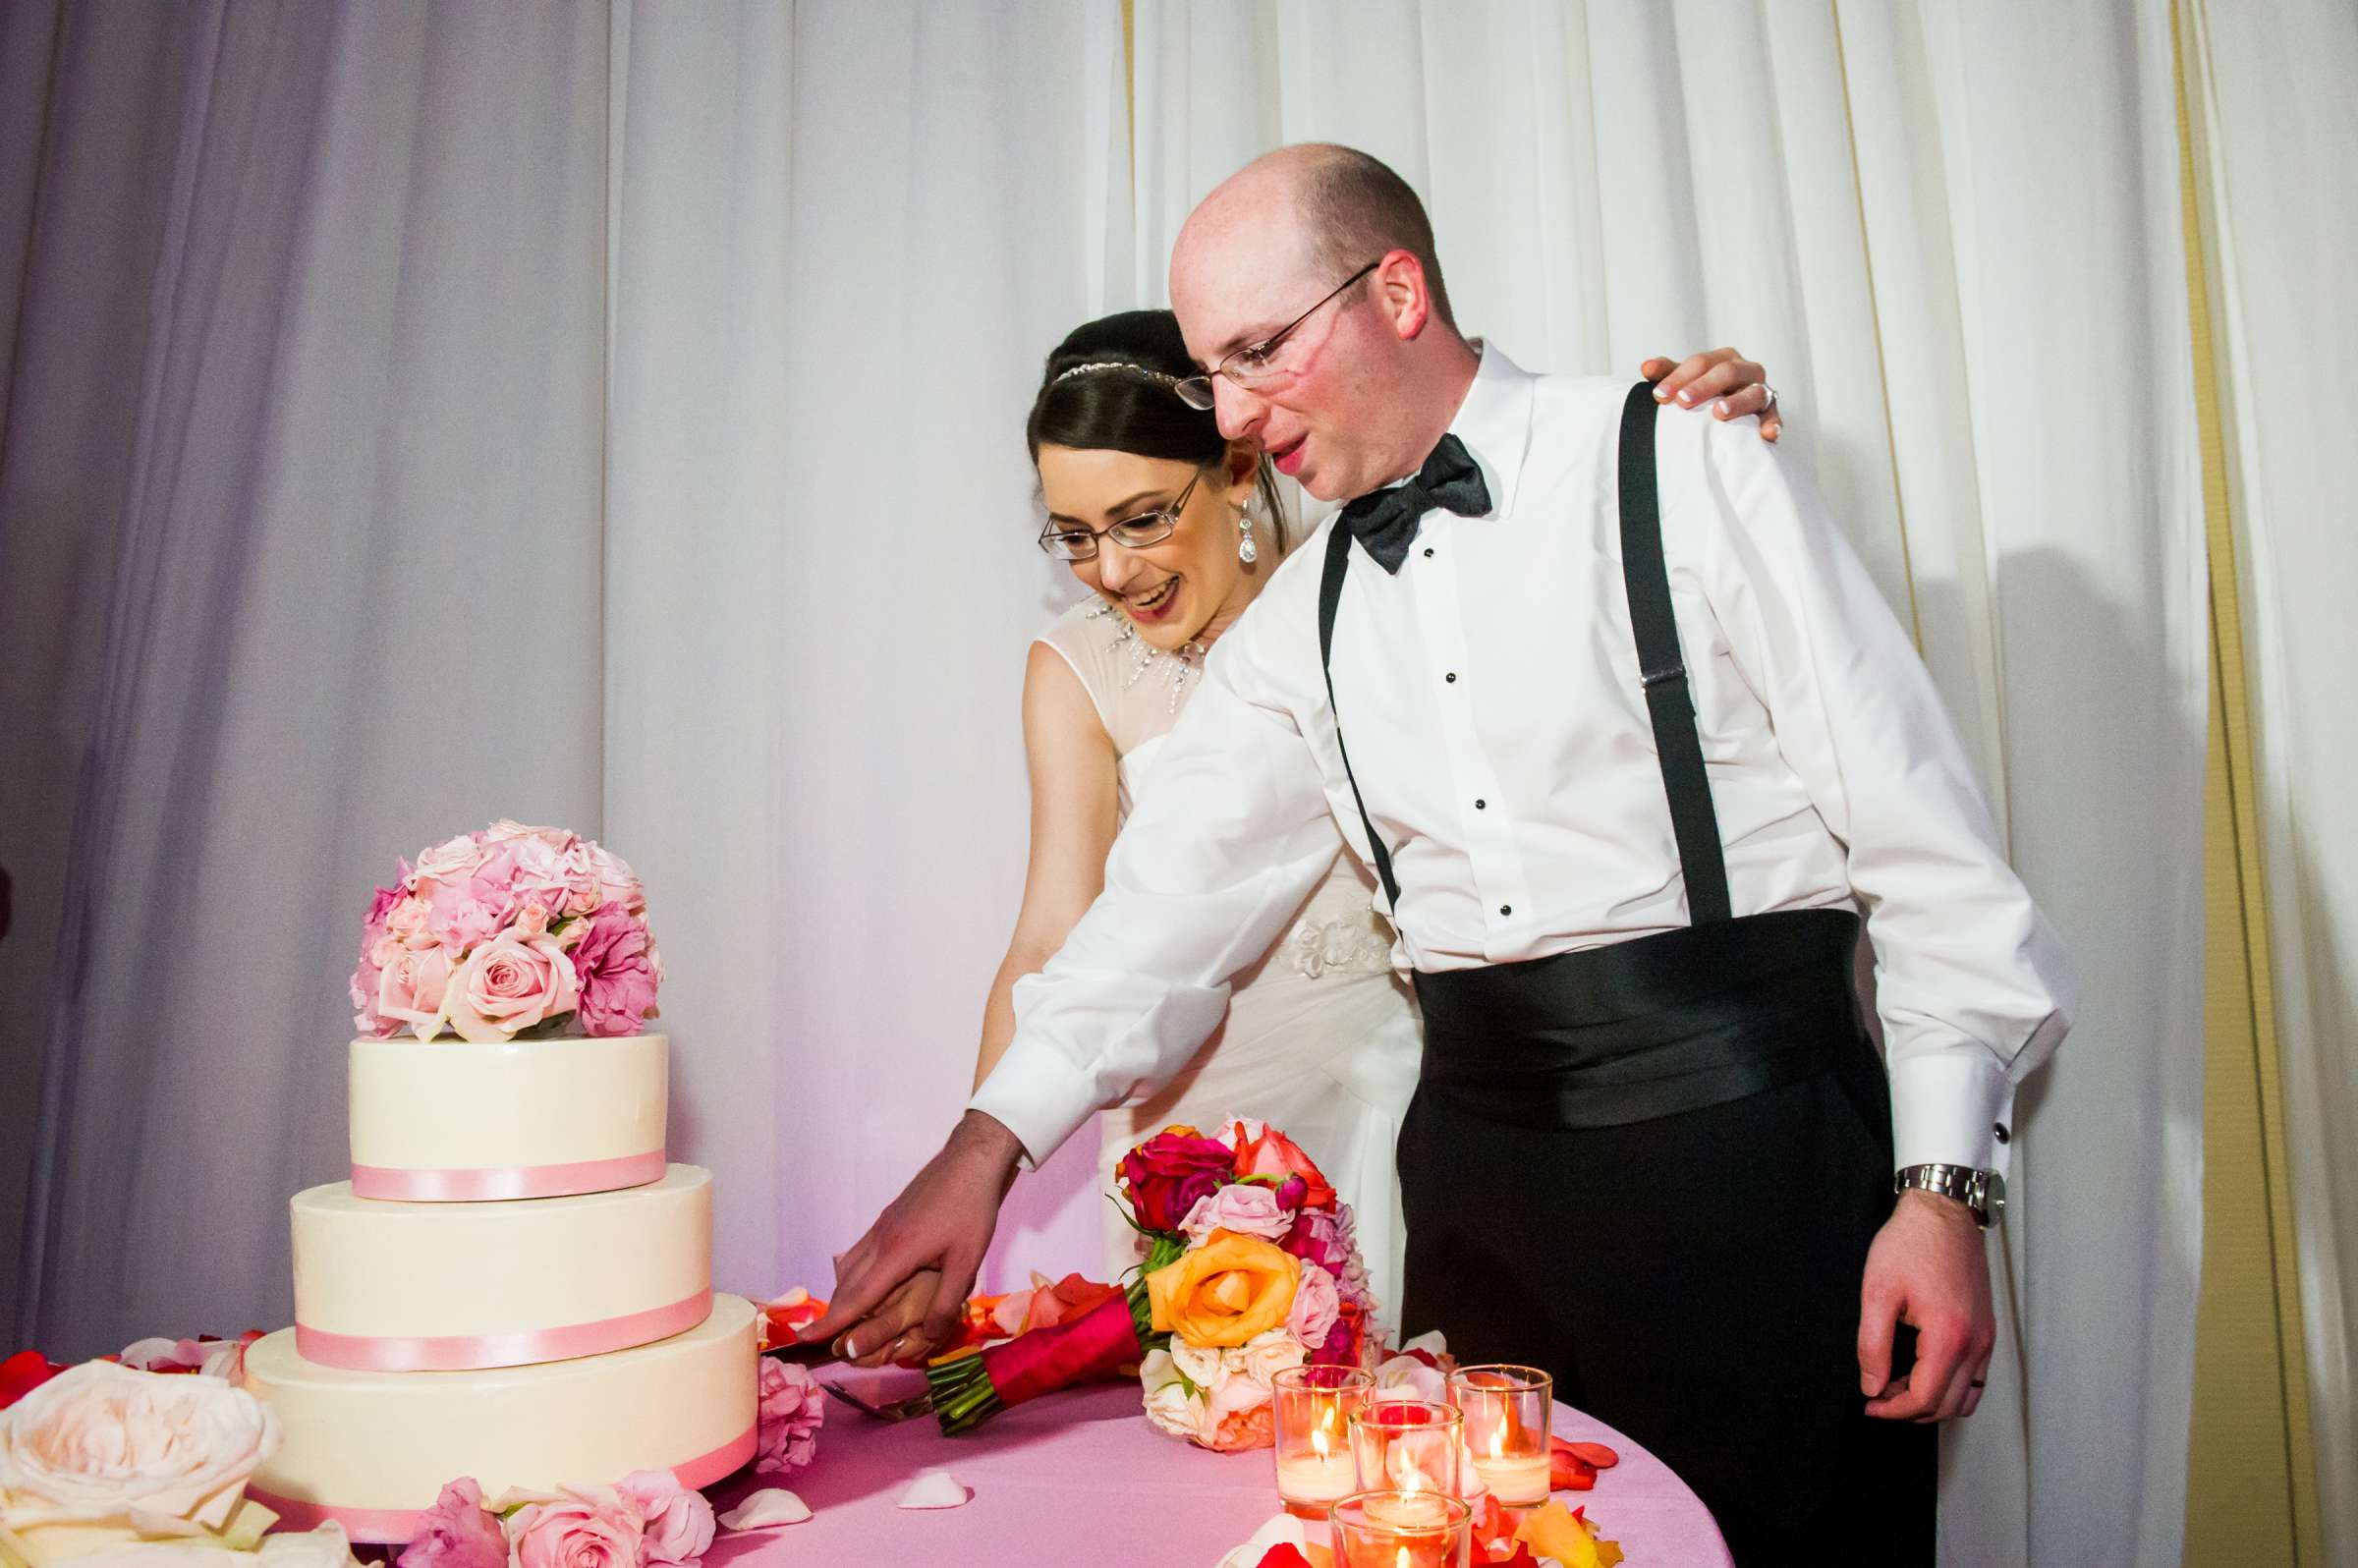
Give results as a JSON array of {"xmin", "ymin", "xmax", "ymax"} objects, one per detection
[
  {"xmin": 1349, "ymin": 1399, "xmax": 1464, "ymax": 1498},
  {"xmin": 1273, "ymin": 1365, "xmax": 1376, "ymax": 1517},
  {"xmin": 1448, "ymin": 1364, "xmax": 1554, "ymax": 1506},
  {"xmin": 1329, "ymin": 1489, "xmax": 1473, "ymax": 1568}
]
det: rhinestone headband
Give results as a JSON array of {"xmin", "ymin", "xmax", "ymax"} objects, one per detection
[{"xmin": 1050, "ymin": 361, "xmax": 1183, "ymax": 389}]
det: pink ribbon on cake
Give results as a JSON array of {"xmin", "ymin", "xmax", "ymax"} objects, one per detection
[
  {"xmin": 298, "ymin": 1289, "xmax": 712, "ymax": 1372},
  {"xmin": 244, "ymin": 1425, "xmax": 758, "ymax": 1544},
  {"xmin": 350, "ymin": 1148, "xmax": 666, "ymax": 1202}
]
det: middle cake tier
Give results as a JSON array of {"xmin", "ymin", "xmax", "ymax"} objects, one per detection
[{"xmin": 292, "ymin": 1164, "xmax": 711, "ymax": 1372}]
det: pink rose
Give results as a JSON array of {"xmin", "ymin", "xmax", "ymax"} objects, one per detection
[
  {"xmin": 616, "ymin": 1470, "xmax": 714, "ymax": 1568},
  {"xmin": 571, "ymin": 904, "xmax": 660, "ymax": 1037},
  {"xmin": 1285, "ymin": 1263, "xmax": 1340, "ymax": 1348},
  {"xmin": 377, "ymin": 946, "xmax": 453, "ymax": 1036},
  {"xmin": 397, "ymin": 1477, "xmax": 506, "ymax": 1568},
  {"xmin": 1178, "ymin": 1183, "xmax": 1296, "ymax": 1247},
  {"xmin": 505, "ymin": 1488, "xmax": 643, "ymax": 1568},
  {"xmin": 386, "ymin": 895, "xmax": 433, "ymax": 947},
  {"xmin": 755, "ymin": 1359, "xmax": 823, "ymax": 1476},
  {"xmin": 581, "ymin": 841, "xmax": 646, "ymax": 914},
  {"xmin": 365, "ymin": 883, "xmax": 403, "ymax": 926},
  {"xmin": 444, "ymin": 931, "xmax": 578, "ymax": 1043},
  {"xmin": 411, "ymin": 832, "xmax": 487, "ymax": 887},
  {"xmin": 0, "ymin": 1360, "xmax": 279, "ymax": 1530}
]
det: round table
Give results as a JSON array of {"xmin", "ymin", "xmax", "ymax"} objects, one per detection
[{"xmin": 707, "ymin": 1369, "xmax": 1731, "ymax": 1565}]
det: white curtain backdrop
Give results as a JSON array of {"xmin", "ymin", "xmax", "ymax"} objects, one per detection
[
  {"xmin": 1132, "ymin": 5, "xmax": 2207, "ymax": 1565},
  {"xmin": 18, "ymin": 2, "xmax": 2352, "ymax": 1564},
  {"xmin": 2184, "ymin": 2, "xmax": 2358, "ymax": 1562}
]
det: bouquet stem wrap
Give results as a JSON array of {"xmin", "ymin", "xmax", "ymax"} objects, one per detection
[{"xmin": 926, "ymin": 1279, "xmax": 1162, "ymax": 1435}]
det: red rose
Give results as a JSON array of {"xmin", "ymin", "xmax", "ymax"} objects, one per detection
[
  {"xmin": 1228, "ymin": 1121, "xmax": 1337, "ymax": 1210},
  {"xmin": 1116, "ymin": 1128, "xmax": 1236, "ymax": 1234}
]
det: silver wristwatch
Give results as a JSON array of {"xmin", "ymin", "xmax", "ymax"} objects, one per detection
[{"xmin": 1894, "ymin": 1163, "xmax": 2006, "ymax": 1229}]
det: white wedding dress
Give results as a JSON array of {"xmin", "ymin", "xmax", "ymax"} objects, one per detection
[{"xmin": 1037, "ymin": 599, "xmax": 1420, "ymax": 1325}]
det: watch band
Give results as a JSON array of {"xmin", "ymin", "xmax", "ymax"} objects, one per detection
[{"xmin": 1894, "ymin": 1162, "xmax": 2006, "ymax": 1229}]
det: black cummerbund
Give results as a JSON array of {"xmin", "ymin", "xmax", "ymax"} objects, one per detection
[{"xmin": 1410, "ymin": 907, "xmax": 1865, "ymax": 1130}]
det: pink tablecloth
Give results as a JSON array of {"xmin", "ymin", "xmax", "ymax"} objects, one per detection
[{"xmin": 708, "ymin": 1369, "xmax": 1731, "ymax": 1566}]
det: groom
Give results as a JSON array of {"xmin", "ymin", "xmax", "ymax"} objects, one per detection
[{"xmin": 808, "ymin": 144, "xmax": 2070, "ymax": 1563}]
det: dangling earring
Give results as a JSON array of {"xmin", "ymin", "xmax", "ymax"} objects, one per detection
[{"xmin": 1237, "ymin": 509, "xmax": 1259, "ymax": 565}]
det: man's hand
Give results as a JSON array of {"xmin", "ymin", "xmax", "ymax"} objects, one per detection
[
  {"xmin": 1857, "ymin": 1189, "xmax": 1996, "ymax": 1422},
  {"xmin": 798, "ymin": 1109, "xmax": 1025, "ymax": 1367},
  {"xmin": 1640, "ymin": 349, "xmax": 1782, "ymax": 442}
]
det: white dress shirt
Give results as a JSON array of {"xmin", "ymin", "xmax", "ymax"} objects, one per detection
[{"xmin": 974, "ymin": 344, "xmax": 2072, "ymax": 1177}]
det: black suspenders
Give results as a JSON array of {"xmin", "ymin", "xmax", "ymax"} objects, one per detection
[{"xmin": 1316, "ymin": 379, "xmax": 1732, "ymax": 929}]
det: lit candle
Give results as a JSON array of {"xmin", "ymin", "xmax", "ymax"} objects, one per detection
[
  {"xmin": 1448, "ymin": 1365, "xmax": 1553, "ymax": 1507},
  {"xmin": 1467, "ymin": 1449, "xmax": 1552, "ymax": 1506},
  {"xmin": 1274, "ymin": 1419, "xmax": 1360, "ymax": 1508},
  {"xmin": 1273, "ymin": 1365, "xmax": 1376, "ymax": 1515}
]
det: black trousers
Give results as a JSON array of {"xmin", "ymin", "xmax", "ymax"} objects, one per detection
[{"xmin": 1396, "ymin": 1040, "xmax": 1935, "ymax": 1567}]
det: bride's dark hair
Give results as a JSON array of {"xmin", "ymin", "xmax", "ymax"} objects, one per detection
[{"xmin": 1025, "ymin": 308, "xmax": 1289, "ymax": 553}]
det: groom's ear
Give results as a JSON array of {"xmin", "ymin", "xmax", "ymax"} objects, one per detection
[{"xmin": 1373, "ymin": 249, "xmax": 1433, "ymax": 341}]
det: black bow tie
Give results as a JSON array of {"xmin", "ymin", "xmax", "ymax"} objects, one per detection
[{"xmin": 1335, "ymin": 434, "xmax": 1492, "ymax": 574}]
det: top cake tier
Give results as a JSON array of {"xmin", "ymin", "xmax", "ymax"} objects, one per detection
[{"xmin": 348, "ymin": 1034, "xmax": 666, "ymax": 1201}]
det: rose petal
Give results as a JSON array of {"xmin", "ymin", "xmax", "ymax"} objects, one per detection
[
  {"xmin": 894, "ymin": 1469, "xmax": 970, "ymax": 1510},
  {"xmin": 716, "ymin": 1488, "xmax": 812, "ymax": 1530}
]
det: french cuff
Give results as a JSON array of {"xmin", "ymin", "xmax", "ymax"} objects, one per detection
[
  {"xmin": 1887, "ymin": 1049, "xmax": 2017, "ymax": 1177},
  {"xmin": 969, "ymin": 1038, "xmax": 1103, "ymax": 1173}
]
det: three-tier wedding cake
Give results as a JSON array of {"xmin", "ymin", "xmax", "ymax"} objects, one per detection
[{"xmin": 239, "ymin": 823, "xmax": 757, "ymax": 1544}]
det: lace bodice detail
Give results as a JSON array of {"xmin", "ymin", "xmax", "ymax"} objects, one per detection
[{"xmin": 1034, "ymin": 599, "xmax": 1394, "ymax": 980}]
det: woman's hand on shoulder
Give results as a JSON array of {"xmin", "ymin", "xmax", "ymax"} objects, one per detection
[{"xmin": 1640, "ymin": 348, "xmax": 1782, "ymax": 443}]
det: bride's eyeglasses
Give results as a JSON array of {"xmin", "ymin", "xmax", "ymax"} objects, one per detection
[
  {"xmin": 1037, "ymin": 467, "xmax": 1207, "ymax": 561},
  {"xmin": 1173, "ymin": 258, "xmax": 1380, "ymax": 411}
]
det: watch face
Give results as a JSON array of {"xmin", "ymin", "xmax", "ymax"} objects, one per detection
[{"xmin": 1984, "ymin": 1171, "xmax": 2007, "ymax": 1225}]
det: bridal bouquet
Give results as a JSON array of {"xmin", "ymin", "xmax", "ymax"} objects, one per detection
[
  {"xmin": 349, "ymin": 821, "xmax": 660, "ymax": 1043},
  {"xmin": 1128, "ymin": 1119, "xmax": 1376, "ymax": 1452}
]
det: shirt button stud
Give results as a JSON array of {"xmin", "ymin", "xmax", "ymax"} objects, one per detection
[
  {"xmin": 1499, "ymin": 905, "xmax": 1512, "ymax": 917},
  {"xmin": 1993, "ymin": 1124, "xmax": 2011, "ymax": 1145},
  {"xmin": 1444, "ymin": 672, "xmax": 1457, "ymax": 684},
  {"xmin": 1423, "ymin": 546, "xmax": 1434, "ymax": 558},
  {"xmin": 1475, "ymin": 800, "xmax": 1486, "ymax": 810}
]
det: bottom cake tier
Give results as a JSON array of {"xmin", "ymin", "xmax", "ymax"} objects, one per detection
[{"xmin": 242, "ymin": 1292, "xmax": 758, "ymax": 1542}]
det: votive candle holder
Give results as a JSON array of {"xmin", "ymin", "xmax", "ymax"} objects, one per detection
[
  {"xmin": 1448, "ymin": 1364, "xmax": 1554, "ymax": 1506},
  {"xmin": 1273, "ymin": 1365, "xmax": 1375, "ymax": 1516},
  {"xmin": 1349, "ymin": 1398, "xmax": 1463, "ymax": 1498}
]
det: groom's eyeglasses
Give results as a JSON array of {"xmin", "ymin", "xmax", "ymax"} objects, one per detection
[
  {"xmin": 1173, "ymin": 258, "xmax": 1381, "ymax": 411},
  {"xmin": 1038, "ymin": 466, "xmax": 1207, "ymax": 561}
]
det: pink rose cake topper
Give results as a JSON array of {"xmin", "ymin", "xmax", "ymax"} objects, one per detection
[{"xmin": 351, "ymin": 822, "xmax": 661, "ymax": 1043}]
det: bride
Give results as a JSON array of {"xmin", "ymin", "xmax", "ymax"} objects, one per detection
[{"xmin": 967, "ymin": 308, "xmax": 1783, "ymax": 1326}]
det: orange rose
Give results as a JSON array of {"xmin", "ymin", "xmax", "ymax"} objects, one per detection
[
  {"xmin": 1147, "ymin": 1230, "xmax": 1301, "ymax": 1347},
  {"xmin": 1227, "ymin": 1121, "xmax": 1337, "ymax": 1209}
]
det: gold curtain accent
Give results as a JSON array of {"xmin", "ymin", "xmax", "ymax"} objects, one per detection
[{"xmin": 2176, "ymin": 0, "xmax": 2325, "ymax": 1559}]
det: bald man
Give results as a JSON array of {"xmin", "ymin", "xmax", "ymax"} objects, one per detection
[{"xmin": 810, "ymin": 145, "xmax": 2069, "ymax": 1564}]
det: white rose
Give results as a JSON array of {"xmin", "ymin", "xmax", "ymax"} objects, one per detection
[
  {"xmin": 1167, "ymin": 1337, "xmax": 1226, "ymax": 1391},
  {"xmin": 1137, "ymin": 1350, "xmax": 1210, "ymax": 1444},
  {"xmin": 0, "ymin": 1362, "xmax": 280, "ymax": 1534},
  {"xmin": 1223, "ymin": 1327, "xmax": 1308, "ymax": 1391}
]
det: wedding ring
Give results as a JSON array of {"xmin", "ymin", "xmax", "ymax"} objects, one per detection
[{"xmin": 1760, "ymin": 383, "xmax": 1781, "ymax": 410}]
